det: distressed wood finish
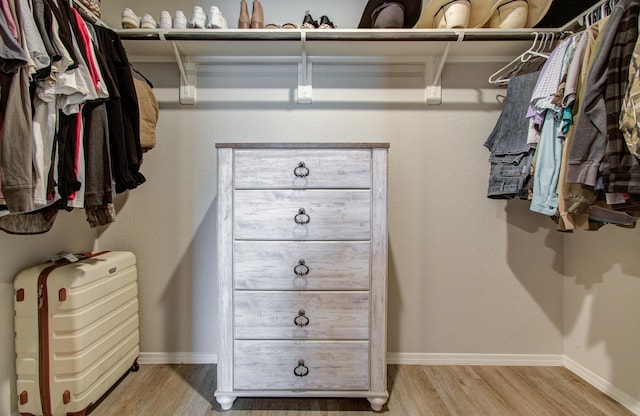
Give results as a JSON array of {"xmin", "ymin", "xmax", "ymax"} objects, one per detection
[
  {"xmin": 369, "ymin": 147, "xmax": 389, "ymax": 410},
  {"xmin": 233, "ymin": 341, "xmax": 370, "ymax": 391},
  {"xmin": 234, "ymin": 149, "xmax": 372, "ymax": 189},
  {"xmin": 214, "ymin": 148, "xmax": 236, "ymax": 410},
  {"xmin": 234, "ymin": 291, "xmax": 370, "ymax": 340},
  {"xmin": 216, "ymin": 143, "xmax": 389, "ymax": 411},
  {"xmin": 233, "ymin": 241, "xmax": 371, "ymax": 290},
  {"xmin": 233, "ymin": 190, "xmax": 371, "ymax": 241}
]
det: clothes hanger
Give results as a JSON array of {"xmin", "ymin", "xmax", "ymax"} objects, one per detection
[{"xmin": 488, "ymin": 32, "xmax": 551, "ymax": 86}]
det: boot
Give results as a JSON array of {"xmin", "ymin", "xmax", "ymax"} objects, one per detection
[
  {"xmin": 251, "ymin": 0, "xmax": 264, "ymax": 28},
  {"xmin": 238, "ymin": 0, "xmax": 250, "ymax": 28}
]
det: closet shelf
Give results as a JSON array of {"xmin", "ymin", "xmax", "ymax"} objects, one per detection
[
  {"xmin": 117, "ymin": 28, "xmax": 563, "ymax": 60},
  {"xmin": 116, "ymin": 28, "xmax": 564, "ymax": 105},
  {"xmin": 116, "ymin": 28, "xmax": 562, "ymax": 42}
]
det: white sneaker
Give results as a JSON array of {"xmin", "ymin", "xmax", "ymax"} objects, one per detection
[
  {"xmin": 121, "ymin": 8, "xmax": 140, "ymax": 29},
  {"xmin": 190, "ymin": 6, "xmax": 206, "ymax": 28},
  {"xmin": 173, "ymin": 10, "xmax": 188, "ymax": 29},
  {"xmin": 207, "ymin": 6, "xmax": 228, "ymax": 29},
  {"xmin": 159, "ymin": 11, "xmax": 172, "ymax": 29},
  {"xmin": 140, "ymin": 14, "xmax": 158, "ymax": 29}
]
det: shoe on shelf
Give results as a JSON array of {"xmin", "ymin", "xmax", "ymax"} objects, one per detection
[
  {"xmin": 251, "ymin": 0, "xmax": 264, "ymax": 28},
  {"xmin": 173, "ymin": 10, "xmax": 188, "ymax": 29},
  {"xmin": 121, "ymin": 8, "xmax": 140, "ymax": 29},
  {"xmin": 282, "ymin": 22, "xmax": 298, "ymax": 29},
  {"xmin": 238, "ymin": 0, "xmax": 250, "ymax": 28},
  {"xmin": 318, "ymin": 15, "xmax": 336, "ymax": 29},
  {"xmin": 140, "ymin": 14, "xmax": 158, "ymax": 29},
  {"xmin": 301, "ymin": 10, "xmax": 318, "ymax": 29},
  {"xmin": 207, "ymin": 6, "xmax": 228, "ymax": 28},
  {"xmin": 191, "ymin": 6, "xmax": 206, "ymax": 28},
  {"xmin": 159, "ymin": 11, "xmax": 172, "ymax": 29}
]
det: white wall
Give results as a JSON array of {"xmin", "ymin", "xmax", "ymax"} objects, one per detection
[
  {"xmin": 95, "ymin": 1, "xmax": 565, "ymax": 362},
  {"xmin": 94, "ymin": 59, "xmax": 566, "ymax": 361},
  {"xmin": 564, "ymin": 228, "xmax": 640, "ymax": 409},
  {"xmin": 0, "ymin": 1, "xmax": 636, "ymax": 415}
]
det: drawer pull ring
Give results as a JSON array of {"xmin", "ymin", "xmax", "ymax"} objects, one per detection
[
  {"xmin": 294, "ymin": 162, "xmax": 310, "ymax": 178},
  {"xmin": 294, "ymin": 208, "xmax": 310, "ymax": 225},
  {"xmin": 294, "ymin": 309, "xmax": 310, "ymax": 327},
  {"xmin": 294, "ymin": 259, "xmax": 310, "ymax": 276},
  {"xmin": 294, "ymin": 360, "xmax": 309, "ymax": 377}
]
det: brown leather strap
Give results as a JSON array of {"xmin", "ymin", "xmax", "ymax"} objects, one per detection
[{"xmin": 37, "ymin": 251, "xmax": 109, "ymax": 415}]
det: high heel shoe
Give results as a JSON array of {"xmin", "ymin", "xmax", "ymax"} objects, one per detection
[
  {"xmin": 251, "ymin": 0, "xmax": 264, "ymax": 28},
  {"xmin": 238, "ymin": 0, "xmax": 250, "ymax": 28}
]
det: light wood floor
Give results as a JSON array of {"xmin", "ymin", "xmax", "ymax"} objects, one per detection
[{"xmin": 86, "ymin": 364, "xmax": 634, "ymax": 416}]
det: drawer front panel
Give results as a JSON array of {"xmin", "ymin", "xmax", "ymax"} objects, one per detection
[
  {"xmin": 234, "ymin": 190, "xmax": 371, "ymax": 240},
  {"xmin": 234, "ymin": 340, "xmax": 369, "ymax": 391},
  {"xmin": 234, "ymin": 292, "xmax": 369, "ymax": 340},
  {"xmin": 234, "ymin": 241, "xmax": 370, "ymax": 291},
  {"xmin": 233, "ymin": 149, "xmax": 372, "ymax": 189}
]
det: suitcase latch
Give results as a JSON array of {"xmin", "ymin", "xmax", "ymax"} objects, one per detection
[{"xmin": 109, "ymin": 267, "xmax": 117, "ymax": 274}]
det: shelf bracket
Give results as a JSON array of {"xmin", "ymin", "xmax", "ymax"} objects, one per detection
[
  {"xmin": 297, "ymin": 32, "xmax": 312, "ymax": 104},
  {"xmin": 171, "ymin": 41, "xmax": 196, "ymax": 105},
  {"xmin": 425, "ymin": 41, "xmax": 452, "ymax": 105}
]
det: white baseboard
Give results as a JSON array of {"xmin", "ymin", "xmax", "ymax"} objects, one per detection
[
  {"xmin": 564, "ymin": 357, "xmax": 640, "ymax": 416},
  {"xmin": 138, "ymin": 352, "xmax": 217, "ymax": 365},
  {"xmin": 387, "ymin": 352, "xmax": 565, "ymax": 366}
]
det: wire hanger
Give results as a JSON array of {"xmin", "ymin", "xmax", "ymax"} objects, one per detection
[{"xmin": 488, "ymin": 32, "xmax": 554, "ymax": 86}]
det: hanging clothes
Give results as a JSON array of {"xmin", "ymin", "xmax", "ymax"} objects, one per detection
[
  {"xmin": 620, "ymin": 31, "xmax": 640, "ymax": 158},
  {"xmin": 485, "ymin": 0, "xmax": 640, "ymax": 231},
  {"xmin": 528, "ymin": 34, "xmax": 582, "ymax": 216},
  {"xmin": 0, "ymin": 0, "xmax": 148, "ymax": 233},
  {"xmin": 600, "ymin": 2, "xmax": 640, "ymax": 195},
  {"xmin": 484, "ymin": 70, "xmax": 539, "ymax": 200},
  {"xmin": 557, "ymin": 25, "xmax": 598, "ymax": 231},
  {"xmin": 566, "ymin": 0, "xmax": 639, "ymax": 187}
]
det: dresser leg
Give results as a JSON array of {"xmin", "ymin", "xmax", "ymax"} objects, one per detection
[
  {"xmin": 368, "ymin": 396, "xmax": 388, "ymax": 412},
  {"xmin": 216, "ymin": 395, "xmax": 236, "ymax": 411}
]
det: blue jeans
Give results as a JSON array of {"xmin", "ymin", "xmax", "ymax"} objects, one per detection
[{"xmin": 484, "ymin": 71, "xmax": 540, "ymax": 199}]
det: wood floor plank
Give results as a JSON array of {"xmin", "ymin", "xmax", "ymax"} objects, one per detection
[{"xmin": 86, "ymin": 364, "xmax": 635, "ymax": 416}]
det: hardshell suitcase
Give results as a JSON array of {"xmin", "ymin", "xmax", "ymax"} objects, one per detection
[{"xmin": 14, "ymin": 251, "xmax": 140, "ymax": 416}]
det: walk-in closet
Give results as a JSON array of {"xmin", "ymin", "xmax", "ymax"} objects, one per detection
[{"xmin": 0, "ymin": 0, "xmax": 638, "ymax": 415}]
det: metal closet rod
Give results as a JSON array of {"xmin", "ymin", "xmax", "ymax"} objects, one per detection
[{"xmin": 115, "ymin": 28, "xmax": 566, "ymax": 42}]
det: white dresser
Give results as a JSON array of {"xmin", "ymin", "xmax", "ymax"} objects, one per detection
[{"xmin": 214, "ymin": 143, "xmax": 389, "ymax": 411}]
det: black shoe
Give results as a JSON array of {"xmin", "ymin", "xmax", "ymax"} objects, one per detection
[
  {"xmin": 301, "ymin": 10, "xmax": 318, "ymax": 28},
  {"xmin": 318, "ymin": 15, "xmax": 336, "ymax": 29}
]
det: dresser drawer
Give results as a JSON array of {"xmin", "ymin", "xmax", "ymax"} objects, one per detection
[
  {"xmin": 233, "ymin": 149, "xmax": 372, "ymax": 189},
  {"xmin": 234, "ymin": 340, "xmax": 370, "ymax": 391},
  {"xmin": 234, "ymin": 190, "xmax": 371, "ymax": 240},
  {"xmin": 234, "ymin": 292, "xmax": 369, "ymax": 340},
  {"xmin": 234, "ymin": 241, "xmax": 370, "ymax": 291}
]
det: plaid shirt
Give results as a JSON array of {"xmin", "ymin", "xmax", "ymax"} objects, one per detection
[
  {"xmin": 567, "ymin": 0, "xmax": 640, "ymax": 188},
  {"xmin": 601, "ymin": 2, "xmax": 640, "ymax": 194}
]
